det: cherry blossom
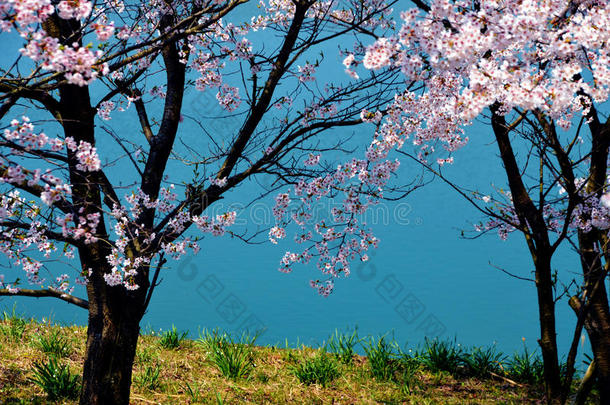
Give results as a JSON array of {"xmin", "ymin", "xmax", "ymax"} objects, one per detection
[{"xmin": 57, "ymin": 0, "xmax": 92, "ymax": 20}]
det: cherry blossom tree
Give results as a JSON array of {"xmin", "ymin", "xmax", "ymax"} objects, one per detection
[
  {"xmin": 0, "ymin": 0, "xmax": 409, "ymax": 403},
  {"xmin": 346, "ymin": 0, "xmax": 610, "ymax": 403}
]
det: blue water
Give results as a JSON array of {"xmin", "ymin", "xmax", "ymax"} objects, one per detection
[
  {"xmin": 3, "ymin": 126, "xmax": 584, "ymax": 359},
  {"xmin": 0, "ymin": 4, "xmax": 589, "ymax": 363}
]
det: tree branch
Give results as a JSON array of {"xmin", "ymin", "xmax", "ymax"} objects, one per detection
[{"xmin": 0, "ymin": 288, "xmax": 88, "ymax": 309}]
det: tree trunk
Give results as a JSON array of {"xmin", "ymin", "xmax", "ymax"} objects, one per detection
[
  {"xmin": 535, "ymin": 256, "xmax": 563, "ymax": 404},
  {"xmin": 56, "ymin": 73, "xmax": 147, "ymax": 405},
  {"xmin": 568, "ymin": 278, "xmax": 610, "ymax": 404},
  {"xmin": 491, "ymin": 109, "xmax": 562, "ymax": 403},
  {"xmin": 583, "ymin": 288, "xmax": 610, "ymax": 404},
  {"xmin": 576, "ymin": 229, "xmax": 610, "ymax": 404},
  {"xmin": 79, "ymin": 268, "xmax": 148, "ymax": 405},
  {"xmin": 572, "ymin": 359, "xmax": 596, "ymax": 405}
]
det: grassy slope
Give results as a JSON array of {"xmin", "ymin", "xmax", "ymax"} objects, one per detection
[{"xmin": 0, "ymin": 317, "xmax": 587, "ymax": 404}]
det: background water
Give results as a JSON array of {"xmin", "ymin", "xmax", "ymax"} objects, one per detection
[
  {"xmin": 0, "ymin": 3, "xmax": 590, "ymax": 363},
  {"xmin": 2, "ymin": 126, "xmax": 584, "ymax": 358}
]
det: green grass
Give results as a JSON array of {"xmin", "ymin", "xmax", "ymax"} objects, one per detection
[
  {"xmin": 420, "ymin": 337, "xmax": 465, "ymax": 374},
  {"xmin": 0, "ymin": 305, "xmax": 28, "ymax": 342},
  {"xmin": 325, "ymin": 327, "xmax": 360, "ymax": 364},
  {"xmin": 180, "ymin": 380, "xmax": 203, "ymax": 402},
  {"xmin": 158, "ymin": 325, "xmax": 188, "ymax": 349},
  {"xmin": 28, "ymin": 357, "xmax": 80, "ymax": 400},
  {"xmin": 464, "ymin": 345, "xmax": 506, "ymax": 378},
  {"xmin": 292, "ymin": 350, "xmax": 340, "ymax": 387},
  {"xmin": 198, "ymin": 329, "xmax": 257, "ymax": 380},
  {"xmin": 0, "ymin": 312, "xmax": 598, "ymax": 404},
  {"xmin": 34, "ymin": 329, "xmax": 72, "ymax": 358},
  {"xmin": 398, "ymin": 357, "xmax": 422, "ymax": 395},
  {"xmin": 362, "ymin": 334, "xmax": 402, "ymax": 381},
  {"xmin": 134, "ymin": 363, "xmax": 161, "ymax": 390},
  {"xmin": 507, "ymin": 343, "xmax": 544, "ymax": 385}
]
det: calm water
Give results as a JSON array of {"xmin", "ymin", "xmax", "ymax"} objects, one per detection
[
  {"xmin": 3, "ymin": 128, "xmax": 584, "ymax": 359},
  {"xmin": 0, "ymin": 5, "xmax": 587, "ymax": 360}
]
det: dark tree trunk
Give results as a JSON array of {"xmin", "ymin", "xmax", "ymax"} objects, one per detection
[
  {"xmin": 535, "ymin": 256, "xmax": 562, "ymax": 404},
  {"xmin": 54, "ymin": 73, "xmax": 136, "ymax": 405},
  {"xmin": 57, "ymin": 77, "xmax": 149, "ymax": 405},
  {"xmin": 79, "ymin": 267, "xmax": 148, "ymax": 405},
  {"xmin": 577, "ymin": 229, "xmax": 610, "ymax": 404},
  {"xmin": 491, "ymin": 109, "xmax": 562, "ymax": 404},
  {"xmin": 581, "ymin": 285, "xmax": 610, "ymax": 404}
]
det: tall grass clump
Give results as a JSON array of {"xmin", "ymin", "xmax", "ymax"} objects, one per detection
[
  {"xmin": 134, "ymin": 363, "xmax": 162, "ymax": 390},
  {"xmin": 420, "ymin": 337, "xmax": 465, "ymax": 374},
  {"xmin": 159, "ymin": 325, "xmax": 188, "ymax": 349},
  {"xmin": 362, "ymin": 335, "xmax": 402, "ymax": 381},
  {"xmin": 198, "ymin": 329, "xmax": 257, "ymax": 380},
  {"xmin": 29, "ymin": 357, "xmax": 80, "ymax": 400},
  {"xmin": 464, "ymin": 345, "xmax": 506, "ymax": 378},
  {"xmin": 325, "ymin": 327, "xmax": 360, "ymax": 364},
  {"xmin": 1, "ymin": 304, "xmax": 28, "ymax": 341},
  {"xmin": 136, "ymin": 346, "xmax": 159, "ymax": 364},
  {"xmin": 35, "ymin": 329, "xmax": 72, "ymax": 358},
  {"xmin": 292, "ymin": 350, "xmax": 340, "ymax": 387},
  {"xmin": 507, "ymin": 343, "xmax": 544, "ymax": 385},
  {"xmin": 181, "ymin": 381, "xmax": 202, "ymax": 402}
]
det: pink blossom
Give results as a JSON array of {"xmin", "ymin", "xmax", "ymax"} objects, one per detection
[
  {"xmin": 57, "ymin": 0, "xmax": 92, "ymax": 20},
  {"xmin": 304, "ymin": 153, "xmax": 320, "ymax": 166}
]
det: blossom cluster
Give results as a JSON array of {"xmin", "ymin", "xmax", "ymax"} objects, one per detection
[
  {"xmin": 97, "ymin": 186, "xmax": 237, "ymax": 289},
  {"xmin": 20, "ymin": 34, "xmax": 109, "ymax": 86},
  {"xmin": 0, "ymin": 190, "xmax": 76, "ymax": 294},
  {"xmin": 476, "ymin": 179, "xmax": 610, "ymax": 241},
  {"xmin": 358, "ymin": 0, "xmax": 610, "ymax": 161},
  {"xmin": 353, "ymin": 0, "xmax": 610, "ymax": 245},
  {"xmin": 271, "ymin": 154, "xmax": 394, "ymax": 294}
]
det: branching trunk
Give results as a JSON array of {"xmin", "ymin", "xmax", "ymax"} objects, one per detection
[
  {"xmin": 57, "ymin": 74, "xmax": 148, "ymax": 405},
  {"xmin": 573, "ymin": 359, "xmax": 597, "ymax": 405},
  {"xmin": 570, "ymin": 275, "xmax": 610, "ymax": 404},
  {"xmin": 535, "ymin": 255, "xmax": 563, "ymax": 404},
  {"xmin": 491, "ymin": 108, "xmax": 562, "ymax": 403},
  {"xmin": 80, "ymin": 267, "xmax": 147, "ymax": 405}
]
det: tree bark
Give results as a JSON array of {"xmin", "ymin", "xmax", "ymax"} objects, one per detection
[
  {"xmin": 491, "ymin": 109, "xmax": 562, "ymax": 403},
  {"xmin": 572, "ymin": 281, "xmax": 610, "ymax": 404},
  {"xmin": 57, "ymin": 74, "xmax": 148, "ymax": 405},
  {"xmin": 588, "ymin": 293, "xmax": 610, "ymax": 404},
  {"xmin": 535, "ymin": 255, "xmax": 563, "ymax": 404},
  {"xmin": 79, "ymin": 268, "xmax": 147, "ymax": 405}
]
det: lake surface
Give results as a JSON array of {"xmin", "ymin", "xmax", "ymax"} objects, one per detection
[
  {"xmin": 0, "ymin": 7, "xmax": 588, "ymax": 362},
  {"xmin": 3, "ymin": 129, "xmax": 586, "ymax": 360}
]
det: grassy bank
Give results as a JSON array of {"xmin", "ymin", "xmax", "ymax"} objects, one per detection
[{"xmin": 0, "ymin": 308, "xmax": 597, "ymax": 404}]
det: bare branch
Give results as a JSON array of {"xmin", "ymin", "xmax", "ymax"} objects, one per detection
[{"xmin": 0, "ymin": 287, "xmax": 88, "ymax": 309}]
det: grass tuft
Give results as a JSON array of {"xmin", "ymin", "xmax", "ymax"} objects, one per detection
[
  {"xmin": 362, "ymin": 334, "xmax": 402, "ymax": 381},
  {"xmin": 180, "ymin": 381, "xmax": 202, "ymax": 402},
  {"xmin": 292, "ymin": 350, "xmax": 340, "ymax": 387},
  {"xmin": 398, "ymin": 357, "xmax": 422, "ymax": 395},
  {"xmin": 507, "ymin": 343, "xmax": 544, "ymax": 385},
  {"xmin": 464, "ymin": 345, "xmax": 506, "ymax": 378},
  {"xmin": 420, "ymin": 337, "xmax": 465, "ymax": 374},
  {"xmin": 34, "ymin": 329, "xmax": 72, "ymax": 358},
  {"xmin": 198, "ymin": 329, "xmax": 256, "ymax": 380},
  {"xmin": 134, "ymin": 363, "xmax": 161, "ymax": 390},
  {"xmin": 0, "ymin": 305, "xmax": 28, "ymax": 341},
  {"xmin": 29, "ymin": 356, "xmax": 80, "ymax": 400},
  {"xmin": 325, "ymin": 327, "xmax": 360, "ymax": 364},
  {"xmin": 159, "ymin": 325, "xmax": 188, "ymax": 349}
]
